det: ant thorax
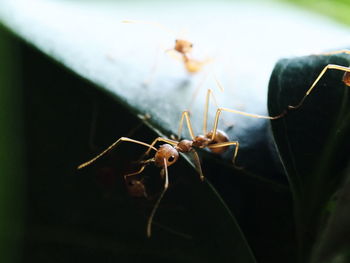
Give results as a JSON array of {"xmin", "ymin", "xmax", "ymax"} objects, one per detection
[
  {"xmin": 190, "ymin": 130, "xmax": 230, "ymax": 154},
  {"xmin": 175, "ymin": 139, "xmax": 193, "ymax": 153}
]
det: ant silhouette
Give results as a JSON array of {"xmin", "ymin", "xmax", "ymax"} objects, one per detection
[
  {"xmin": 77, "ymin": 89, "xmax": 286, "ymax": 238},
  {"xmin": 122, "ymin": 19, "xmax": 212, "ymax": 75},
  {"xmin": 288, "ymin": 49, "xmax": 350, "ymax": 109}
]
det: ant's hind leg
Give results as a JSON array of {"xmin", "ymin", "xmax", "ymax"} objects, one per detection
[
  {"xmin": 207, "ymin": 141, "xmax": 240, "ymax": 168},
  {"xmin": 288, "ymin": 64, "xmax": 350, "ymax": 110},
  {"xmin": 210, "ymin": 107, "xmax": 285, "ymax": 141}
]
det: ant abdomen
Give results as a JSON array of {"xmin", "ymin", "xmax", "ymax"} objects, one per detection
[
  {"xmin": 343, "ymin": 72, "xmax": 350, "ymax": 86},
  {"xmin": 154, "ymin": 144, "xmax": 179, "ymax": 167},
  {"xmin": 206, "ymin": 130, "xmax": 229, "ymax": 154}
]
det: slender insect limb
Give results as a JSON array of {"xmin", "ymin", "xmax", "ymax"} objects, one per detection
[
  {"xmin": 165, "ymin": 49, "xmax": 183, "ymax": 62},
  {"xmin": 144, "ymin": 137, "xmax": 178, "ymax": 156},
  {"xmin": 288, "ymin": 64, "xmax": 350, "ymax": 110},
  {"xmin": 189, "ymin": 149, "xmax": 204, "ymax": 181},
  {"xmin": 187, "ymin": 67, "xmax": 223, "ymax": 114},
  {"xmin": 188, "ymin": 71, "xmax": 210, "ymax": 112},
  {"xmin": 143, "ymin": 46, "xmax": 162, "ymax": 86},
  {"xmin": 77, "ymin": 137, "xmax": 158, "ymax": 170},
  {"xmin": 203, "ymin": 89, "xmax": 221, "ymax": 135},
  {"xmin": 208, "ymin": 141, "xmax": 240, "ymax": 167},
  {"xmin": 210, "ymin": 108, "xmax": 286, "ymax": 141},
  {"xmin": 147, "ymin": 158, "xmax": 169, "ymax": 238},
  {"xmin": 212, "ymin": 72, "xmax": 224, "ymax": 92},
  {"xmin": 124, "ymin": 165, "xmax": 146, "ymax": 178},
  {"xmin": 177, "ymin": 110, "xmax": 196, "ymax": 140}
]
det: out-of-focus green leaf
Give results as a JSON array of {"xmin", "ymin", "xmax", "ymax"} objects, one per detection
[
  {"xmin": 0, "ymin": 27, "xmax": 24, "ymax": 263},
  {"xmin": 310, "ymin": 164, "xmax": 350, "ymax": 263},
  {"xmin": 1, "ymin": 0, "xmax": 350, "ymax": 262},
  {"xmin": 268, "ymin": 52, "xmax": 350, "ymax": 262}
]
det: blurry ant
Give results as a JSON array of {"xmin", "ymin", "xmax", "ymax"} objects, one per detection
[
  {"xmin": 77, "ymin": 90, "xmax": 285, "ymax": 237},
  {"xmin": 122, "ymin": 19, "xmax": 211, "ymax": 74},
  {"xmin": 288, "ymin": 49, "xmax": 350, "ymax": 109}
]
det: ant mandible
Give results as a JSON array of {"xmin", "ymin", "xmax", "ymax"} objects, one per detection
[
  {"xmin": 122, "ymin": 19, "xmax": 211, "ymax": 74},
  {"xmin": 288, "ymin": 49, "xmax": 350, "ymax": 109},
  {"xmin": 77, "ymin": 90, "xmax": 286, "ymax": 237}
]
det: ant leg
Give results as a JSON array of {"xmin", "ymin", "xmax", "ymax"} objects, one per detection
[
  {"xmin": 187, "ymin": 71, "xmax": 210, "ymax": 112},
  {"xmin": 203, "ymin": 89, "xmax": 223, "ymax": 135},
  {"xmin": 147, "ymin": 158, "xmax": 169, "ymax": 238},
  {"xmin": 143, "ymin": 46, "xmax": 161, "ymax": 86},
  {"xmin": 189, "ymin": 149, "xmax": 204, "ymax": 181},
  {"xmin": 177, "ymin": 110, "xmax": 196, "ymax": 140},
  {"xmin": 288, "ymin": 64, "xmax": 350, "ymax": 110},
  {"xmin": 210, "ymin": 107, "xmax": 286, "ymax": 141},
  {"xmin": 124, "ymin": 164, "xmax": 148, "ymax": 178},
  {"xmin": 77, "ymin": 137, "xmax": 158, "ymax": 169},
  {"xmin": 144, "ymin": 137, "xmax": 178, "ymax": 156},
  {"xmin": 165, "ymin": 49, "xmax": 183, "ymax": 61},
  {"xmin": 208, "ymin": 141, "xmax": 240, "ymax": 167}
]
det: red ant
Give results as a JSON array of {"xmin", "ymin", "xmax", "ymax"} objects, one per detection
[
  {"xmin": 122, "ymin": 19, "xmax": 211, "ymax": 74},
  {"xmin": 77, "ymin": 89, "xmax": 285, "ymax": 237}
]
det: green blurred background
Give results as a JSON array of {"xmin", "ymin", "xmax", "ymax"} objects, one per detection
[{"xmin": 0, "ymin": 0, "xmax": 349, "ymax": 262}]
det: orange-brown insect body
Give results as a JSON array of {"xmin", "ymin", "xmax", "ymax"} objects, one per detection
[
  {"xmin": 154, "ymin": 144, "xmax": 179, "ymax": 167},
  {"xmin": 343, "ymin": 72, "xmax": 350, "ymax": 86},
  {"xmin": 174, "ymin": 39, "xmax": 204, "ymax": 74},
  {"xmin": 175, "ymin": 39, "xmax": 193, "ymax": 54}
]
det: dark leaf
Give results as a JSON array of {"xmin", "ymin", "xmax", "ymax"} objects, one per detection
[{"xmin": 268, "ymin": 52, "xmax": 350, "ymax": 262}]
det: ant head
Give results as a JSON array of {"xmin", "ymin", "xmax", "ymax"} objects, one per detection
[
  {"xmin": 154, "ymin": 144, "xmax": 179, "ymax": 167},
  {"xmin": 175, "ymin": 39, "xmax": 193, "ymax": 54},
  {"xmin": 343, "ymin": 72, "xmax": 350, "ymax": 86},
  {"xmin": 206, "ymin": 130, "xmax": 229, "ymax": 154}
]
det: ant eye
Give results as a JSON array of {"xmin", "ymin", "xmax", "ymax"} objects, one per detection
[
  {"xmin": 168, "ymin": 156, "xmax": 175, "ymax": 162},
  {"xmin": 190, "ymin": 44, "xmax": 193, "ymax": 47}
]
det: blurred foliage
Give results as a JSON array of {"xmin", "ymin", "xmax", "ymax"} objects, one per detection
[
  {"xmin": 281, "ymin": 0, "xmax": 350, "ymax": 26},
  {"xmin": 0, "ymin": 26, "xmax": 24, "ymax": 263},
  {"xmin": 0, "ymin": 0, "xmax": 350, "ymax": 262}
]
